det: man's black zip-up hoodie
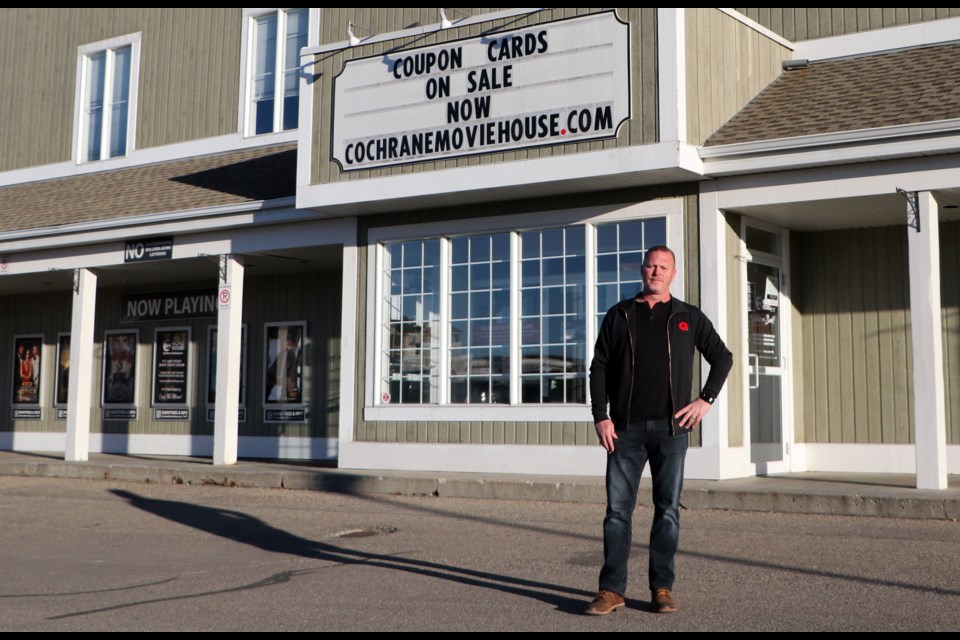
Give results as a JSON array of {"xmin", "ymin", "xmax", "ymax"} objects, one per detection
[{"xmin": 590, "ymin": 295, "xmax": 733, "ymax": 433}]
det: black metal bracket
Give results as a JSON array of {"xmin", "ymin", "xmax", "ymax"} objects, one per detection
[
  {"xmin": 897, "ymin": 188, "xmax": 920, "ymax": 233},
  {"xmin": 198, "ymin": 253, "xmax": 228, "ymax": 283}
]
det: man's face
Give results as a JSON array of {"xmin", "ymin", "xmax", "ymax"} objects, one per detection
[{"xmin": 642, "ymin": 250, "xmax": 676, "ymax": 296}]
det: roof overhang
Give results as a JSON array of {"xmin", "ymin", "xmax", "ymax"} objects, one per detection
[
  {"xmin": 296, "ymin": 142, "xmax": 706, "ymax": 216},
  {"xmin": 701, "ymin": 118, "xmax": 960, "ymax": 177}
]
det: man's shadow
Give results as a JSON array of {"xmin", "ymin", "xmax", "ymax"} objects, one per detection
[{"xmin": 108, "ymin": 489, "xmax": 599, "ymax": 614}]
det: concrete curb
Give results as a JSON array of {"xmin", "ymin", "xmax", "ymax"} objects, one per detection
[{"xmin": 1, "ymin": 456, "xmax": 957, "ymax": 521}]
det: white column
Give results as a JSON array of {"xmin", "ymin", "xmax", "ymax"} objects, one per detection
[
  {"xmin": 907, "ymin": 191, "xmax": 947, "ymax": 489},
  {"xmin": 65, "ymin": 268, "xmax": 97, "ymax": 461},
  {"xmin": 697, "ymin": 188, "xmax": 729, "ymax": 478},
  {"xmin": 337, "ymin": 234, "xmax": 359, "ymax": 466},
  {"xmin": 657, "ymin": 8, "xmax": 686, "ymax": 143},
  {"xmin": 213, "ymin": 255, "xmax": 244, "ymax": 466}
]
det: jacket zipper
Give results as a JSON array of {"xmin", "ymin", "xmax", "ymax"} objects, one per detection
[
  {"xmin": 666, "ymin": 309, "xmax": 676, "ymax": 435},
  {"xmin": 618, "ymin": 306, "xmax": 635, "ymax": 429}
]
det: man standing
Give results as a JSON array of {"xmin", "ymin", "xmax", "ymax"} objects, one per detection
[{"xmin": 585, "ymin": 245, "xmax": 732, "ymax": 615}]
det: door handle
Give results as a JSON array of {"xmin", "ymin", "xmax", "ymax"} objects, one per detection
[{"xmin": 748, "ymin": 353, "xmax": 759, "ymax": 390}]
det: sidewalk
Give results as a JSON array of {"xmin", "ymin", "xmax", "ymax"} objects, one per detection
[{"xmin": 1, "ymin": 450, "xmax": 957, "ymax": 520}]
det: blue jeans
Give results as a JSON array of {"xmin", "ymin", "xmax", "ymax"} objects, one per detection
[{"xmin": 599, "ymin": 419, "xmax": 688, "ymax": 595}]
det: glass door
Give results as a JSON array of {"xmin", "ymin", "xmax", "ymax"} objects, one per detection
[{"xmin": 747, "ymin": 260, "xmax": 784, "ymax": 464}]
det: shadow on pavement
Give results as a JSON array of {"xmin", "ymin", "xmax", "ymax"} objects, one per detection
[{"xmin": 48, "ymin": 489, "xmax": 594, "ymax": 619}]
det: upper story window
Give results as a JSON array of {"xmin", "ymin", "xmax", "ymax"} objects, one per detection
[
  {"xmin": 244, "ymin": 8, "xmax": 308, "ymax": 136},
  {"xmin": 75, "ymin": 33, "xmax": 141, "ymax": 163}
]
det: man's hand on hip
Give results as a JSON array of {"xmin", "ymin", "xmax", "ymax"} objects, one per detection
[
  {"xmin": 595, "ymin": 419, "xmax": 618, "ymax": 453},
  {"xmin": 674, "ymin": 397, "xmax": 711, "ymax": 430}
]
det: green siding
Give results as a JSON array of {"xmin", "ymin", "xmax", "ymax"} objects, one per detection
[
  {"xmin": 0, "ymin": 291, "xmax": 72, "ymax": 433},
  {"xmin": 724, "ymin": 212, "xmax": 744, "ymax": 447},
  {"xmin": 320, "ymin": 8, "xmax": 512, "ymax": 46},
  {"xmin": 0, "ymin": 8, "xmax": 240, "ymax": 172},
  {"xmin": 792, "ymin": 227, "xmax": 915, "ymax": 444},
  {"xmin": 685, "ymin": 9, "xmax": 789, "ymax": 146},
  {"xmin": 733, "ymin": 8, "xmax": 960, "ymax": 41},
  {"xmin": 941, "ymin": 221, "xmax": 960, "ymax": 445},
  {"xmin": 0, "ymin": 270, "xmax": 341, "ymax": 440},
  {"xmin": 311, "ymin": 8, "xmax": 658, "ymax": 185},
  {"xmin": 353, "ymin": 185, "xmax": 699, "ymax": 444}
]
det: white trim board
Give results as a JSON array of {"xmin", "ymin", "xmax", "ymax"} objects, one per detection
[
  {"xmin": 793, "ymin": 16, "xmax": 960, "ymax": 62},
  {"xmin": 362, "ymin": 198, "xmax": 686, "ymax": 418},
  {"xmin": 0, "ymin": 432, "xmax": 338, "ymax": 460},
  {"xmin": 657, "ymin": 8, "xmax": 686, "ymax": 143},
  {"xmin": 716, "ymin": 8, "xmax": 794, "ymax": 50},
  {"xmin": 0, "ymin": 215, "xmax": 356, "ymax": 276},
  {"xmin": 297, "ymin": 142, "xmax": 705, "ymax": 213},
  {"xmin": 710, "ymin": 152, "xmax": 960, "ymax": 210}
]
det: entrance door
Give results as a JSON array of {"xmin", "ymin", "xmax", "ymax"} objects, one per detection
[{"xmin": 743, "ymin": 223, "xmax": 790, "ymax": 471}]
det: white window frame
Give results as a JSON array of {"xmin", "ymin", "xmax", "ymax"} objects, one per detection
[
  {"xmin": 73, "ymin": 32, "xmax": 141, "ymax": 164},
  {"xmin": 364, "ymin": 199, "xmax": 684, "ymax": 422},
  {"xmin": 239, "ymin": 8, "xmax": 316, "ymax": 138}
]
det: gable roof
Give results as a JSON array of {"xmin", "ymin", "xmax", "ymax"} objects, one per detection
[{"xmin": 705, "ymin": 42, "xmax": 960, "ymax": 147}]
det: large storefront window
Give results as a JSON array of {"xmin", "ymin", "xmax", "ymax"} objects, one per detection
[
  {"xmin": 520, "ymin": 227, "xmax": 586, "ymax": 403},
  {"xmin": 379, "ymin": 213, "xmax": 669, "ymax": 408},
  {"xmin": 450, "ymin": 233, "xmax": 511, "ymax": 404},
  {"xmin": 382, "ymin": 240, "xmax": 441, "ymax": 403}
]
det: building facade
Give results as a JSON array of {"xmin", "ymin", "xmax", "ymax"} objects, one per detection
[{"xmin": 1, "ymin": 8, "xmax": 958, "ymax": 488}]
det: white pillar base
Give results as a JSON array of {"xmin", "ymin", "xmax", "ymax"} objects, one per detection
[
  {"xmin": 908, "ymin": 191, "xmax": 947, "ymax": 490},
  {"xmin": 213, "ymin": 255, "xmax": 244, "ymax": 466},
  {"xmin": 65, "ymin": 268, "xmax": 97, "ymax": 462}
]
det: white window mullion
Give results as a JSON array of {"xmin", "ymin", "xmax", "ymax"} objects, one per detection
[
  {"xmin": 584, "ymin": 223, "xmax": 597, "ymax": 408},
  {"xmin": 372, "ymin": 243, "xmax": 384, "ymax": 405},
  {"xmin": 244, "ymin": 16, "xmax": 257, "ymax": 136},
  {"xmin": 273, "ymin": 9, "xmax": 287, "ymax": 134},
  {"xmin": 438, "ymin": 237, "xmax": 451, "ymax": 404},
  {"xmin": 100, "ymin": 49, "xmax": 115, "ymax": 162},
  {"xmin": 509, "ymin": 231, "xmax": 520, "ymax": 406},
  {"xmin": 77, "ymin": 57, "xmax": 90, "ymax": 162}
]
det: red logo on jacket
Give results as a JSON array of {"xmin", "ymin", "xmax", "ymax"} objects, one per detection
[{"xmin": 678, "ymin": 321, "xmax": 689, "ymax": 332}]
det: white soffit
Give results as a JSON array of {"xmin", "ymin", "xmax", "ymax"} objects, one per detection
[{"xmin": 724, "ymin": 191, "xmax": 960, "ymax": 231}]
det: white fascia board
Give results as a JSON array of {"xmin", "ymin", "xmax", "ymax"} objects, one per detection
[
  {"xmin": 793, "ymin": 16, "xmax": 960, "ymax": 62},
  {"xmin": 2, "ymin": 215, "xmax": 355, "ymax": 276},
  {"xmin": 304, "ymin": 8, "xmax": 546, "ymax": 55},
  {"xmin": 0, "ymin": 131, "xmax": 298, "ymax": 189},
  {"xmin": 711, "ymin": 152, "xmax": 960, "ymax": 210},
  {"xmin": 702, "ymin": 127, "xmax": 960, "ymax": 178},
  {"xmin": 700, "ymin": 117, "xmax": 960, "ymax": 158},
  {"xmin": 297, "ymin": 142, "xmax": 705, "ymax": 212},
  {"xmin": 716, "ymin": 9, "xmax": 794, "ymax": 50}
]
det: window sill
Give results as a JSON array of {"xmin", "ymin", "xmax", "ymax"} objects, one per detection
[{"xmin": 363, "ymin": 404, "xmax": 594, "ymax": 423}]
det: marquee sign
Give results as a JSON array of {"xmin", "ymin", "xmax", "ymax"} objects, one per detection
[{"xmin": 331, "ymin": 12, "xmax": 630, "ymax": 171}]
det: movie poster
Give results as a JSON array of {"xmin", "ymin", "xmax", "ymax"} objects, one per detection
[
  {"xmin": 152, "ymin": 328, "xmax": 190, "ymax": 406},
  {"xmin": 55, "ymin": 334, "xmax": 70, "ymax": 406},
  {"xmin": 103, "ymin": 330, "xmax": 138, "ymax": 406},
  {"xmin": 12, "ymin": 335, "xmax": 42, "ymax": 405},
  {"xmin": 206, "ymin": 325, "xmax": 247, "ymax": 406},
  {"xmin": 264, "ymin": 323, "xmax": 304, "ymax": 405}
]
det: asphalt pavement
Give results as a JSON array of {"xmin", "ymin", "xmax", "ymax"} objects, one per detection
[
  {"xmin": 0, "ymin": 475, "xmax": 957, "ymax": 631},
  {"xmin": 0, "ymin": 450, "xmax": 958, "ymax": 520}
]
